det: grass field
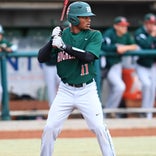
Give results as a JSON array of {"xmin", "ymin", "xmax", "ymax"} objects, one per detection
[{"xmin": 0, "ymin": 137, "xmax": 156, "ymax": 156}]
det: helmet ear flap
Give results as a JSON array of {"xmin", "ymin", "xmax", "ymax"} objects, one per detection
[{"xmin": 68, "ymin": 15, "xmax": 80, "ymax": 26}]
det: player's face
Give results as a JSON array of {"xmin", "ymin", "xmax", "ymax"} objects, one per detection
[
  {"xmin": 145, "ymin": 22, "xmax": 156, "ymax": 34},
  {"xmin": 114, "ymin": 24, "xmax": 128, "ymax": 36},
  {"xmin": 78, "ymin": 16, "xmax": 91, "ymax": 30}
]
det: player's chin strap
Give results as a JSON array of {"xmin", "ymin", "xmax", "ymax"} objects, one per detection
[{"xmin": 62, "ymin": 44, "xmax": 96, "ymax": 63}]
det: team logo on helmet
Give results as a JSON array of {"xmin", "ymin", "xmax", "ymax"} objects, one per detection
[{"xmin": 86, "ymin": 6, "xmax": 91, "ymax": 13}]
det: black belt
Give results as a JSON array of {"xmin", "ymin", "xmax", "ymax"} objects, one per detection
[{"xmin": 67, "ymin": 79, "xmax": 93, "ymax": 88}]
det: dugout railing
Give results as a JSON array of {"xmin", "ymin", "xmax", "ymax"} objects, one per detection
[{"xmin": 1, "ymin": 50, "xmax": 156, "ymax": 120}]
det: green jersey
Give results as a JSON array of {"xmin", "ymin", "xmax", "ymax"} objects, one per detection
[
  {"xmin": 101, "ymin": 28, "xmax": 135, "ymax": 68},
  {"xmin": 0, "ymin": 38, "xmax": 12, "ymax": 50},
  {"xmin": 52, "ymin": 27, "xmax": 102, "ymax": 84},
  {"xmin": 134, "ymin": 26, "xmax": 156, "ymax": 68}
]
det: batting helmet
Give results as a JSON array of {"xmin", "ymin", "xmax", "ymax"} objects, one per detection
[
  {"xmin": 67, "ymin": 1, "xmax": 95, "ymax": 26},
  {"xmin": 0, "ymin": 25, "xmax": 4, "ymax": 34}
]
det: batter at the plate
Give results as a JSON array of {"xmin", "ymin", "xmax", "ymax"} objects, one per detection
[{"xmin": 38, "ymin": 1, "xmax": 116, "ymax": 156}]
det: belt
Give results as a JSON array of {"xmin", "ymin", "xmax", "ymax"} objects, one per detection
[{"xmin": 67, "ymin": 79, "xmax": 93, "ymax": 88}]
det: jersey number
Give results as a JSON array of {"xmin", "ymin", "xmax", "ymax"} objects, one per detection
[{"xmin": 81, "ymin": 64, "xmax": 89, "ymax": 76}]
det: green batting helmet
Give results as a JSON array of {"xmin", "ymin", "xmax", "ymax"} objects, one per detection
[{"xmin": 67, "ymin": 1, "xmax": 95, "ymax": 26}]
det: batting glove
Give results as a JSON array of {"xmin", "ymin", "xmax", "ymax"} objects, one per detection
[
  {"xmin": 51, "ymin": 26, "xmax": 62, "ymax": 37},
  {"xmin": 52, "ymin": 36, "xmax": 66, "ymax": 49}
]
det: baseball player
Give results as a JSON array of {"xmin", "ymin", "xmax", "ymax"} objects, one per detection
[
  {"xmin": 101, "ymin": 17, "xmax": 138, "ymax": 118},
  {"xmin": 0, "ymin": 25, "xmax": 17, "ymax": 52},
  {"xmin": 38, "ymin": 1, "xmax": 116, "ymax": 156},
  {"xmin": 0, "ymin": 25, "xmax": 17, "ymax": 107},
  {"xmin": 134, "ymin": 13, "xmax": 156, "ymax": 119}
]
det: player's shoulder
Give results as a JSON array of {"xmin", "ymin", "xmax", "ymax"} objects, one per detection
[
  {"xmin": 0, "ymin": 38, "xmax": 8, "ymax": 43},
  {"xmin": 87, "ymin": 29, "xmax": 102, "ymax": 39},
  {"xmin": 135, "ymin": 26, "xmax": 144, "ymax": 35},
  {"xmin": 0, "ymin": 38, "xmax": 12, "ymax": 46},
  {"xmin": 62, "ymin": 27, "xmax": 70, "ymax": 34},
  {"xmin": 103, "ymin": 27, "xmax": 115, "ymax": 36},
  {"xmin": 89, "ymin": 28, "xmax": 101, "ymax": 34}
]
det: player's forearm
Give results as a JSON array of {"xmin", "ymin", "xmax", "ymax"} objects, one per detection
[
  {"xmin": 126, "ymin": 44, "xmax": 139, "ymax": 51},
  {"xmin": 38, "ymin": 40, "xmax": 52, "ymax": 63},
  {"xmin": 64, "ymin": 45, "xmax": 95, "ymax": 63},
  {"xmin": 117, "ymin": 44, "xmax": 139, "ymax": 54},
  {"xmin": 101, "ymin": 43, "xmax": 117, "ymax": 52}
]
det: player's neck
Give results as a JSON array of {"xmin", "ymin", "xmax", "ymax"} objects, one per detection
[{"xmin": 70, "ymin": 26, "xmax": 81, "ymax": 34}]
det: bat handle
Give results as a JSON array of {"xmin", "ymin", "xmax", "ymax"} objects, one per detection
[
  {"xmin": 59, "ymin": 0, "xmax": 69, "ymax": 29},
  {"xmin": 64, "ymin": 0, "xmax": 69, "ymax": 6},
  {"xmin": 60, "ymin": 6, "xmax": 67, "ymax": 22}
]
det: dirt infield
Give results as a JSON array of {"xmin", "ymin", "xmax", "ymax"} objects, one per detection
[
  {"xmin": 1, "ymin": 128, "xmax": 156, "ymax": 139},
  {"xmin": 0, "ymin": 118, "xmax": 156, "ymax": 139},
  {"xmin": 0, "ymin": 100, "xmax": 153, "ymax": 139}
]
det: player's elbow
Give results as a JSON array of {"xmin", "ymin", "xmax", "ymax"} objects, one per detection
[
  {"xmin": 83, "ymin": 52, "xmax": 96, "ymax": 63},
  {"xmin": 37, "ymin": 56, "xmax": 43, "ymax": 63},
  {"xmin": 37, "ymin": 50, "xmax": 44, "ymax": 63},
  {"xmin": 37, "ymin": 40, "xmax": 52, "ymax": 63},
  {"xmin": 37, "ymin": 49, "xmax": 48, "ymax": 63}
]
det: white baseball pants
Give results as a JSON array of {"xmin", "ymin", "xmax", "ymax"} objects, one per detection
[
  {"xmin": 42, "ymin": 64, "xmax": 60, "ymax": 107},
  {"xmin": 0, "ymin": 84, "xmax": 2, "ymax": 107},
  {"xmin": 40, "ymin": 81, "xmax": 116, "ymax": 156},
  {"xmin": 105, "ymin": 63, "xmax": 126, "ymax": 108},
  {"xmin": 136, "ymin": 64, "xmax": 156, "ymax": 119}
]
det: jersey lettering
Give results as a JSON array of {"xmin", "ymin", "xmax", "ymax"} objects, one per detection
[
  {"xmin": 81, "ymin": 64, "xmax": 89, "ymax": 76},
  {"xmin": 57, "ymin": 51, "xmax": 75, "ymax": 62}
]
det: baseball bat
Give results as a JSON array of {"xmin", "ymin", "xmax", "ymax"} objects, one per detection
[
  {"xmin": 60, "ymin": 0, "xmax": 69, "ymax": 22},
  {"xmin": 60, "ymin": 0, "xmax": 69, "ymax": 23}
]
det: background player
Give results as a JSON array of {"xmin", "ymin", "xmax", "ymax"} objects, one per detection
[
  {"xmin": 101, "ymin": 16, "xmax": 138, "ymax": 118},
  {"xmin": 38, "ymin": 1, "xmax": 116, "ymax": 156},
  {"xmin": 0, "ymin": 24, "xmax": 17, "ymax": 108},
  {"xmin": 134, "ymin": 13, "xmax": 156, "ymax": 119},
  {"xmin": 0, "ymin": 25, "xmax": 17, "ymax": 52}
]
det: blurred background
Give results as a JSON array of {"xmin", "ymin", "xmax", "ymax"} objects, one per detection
[
  {"xmin": 1, "ymin": 0, "xmax": 156, "ymax": 120},
  {"xmin": 1, "ymin": 0, "xmax": 156, "ymax": 50}
]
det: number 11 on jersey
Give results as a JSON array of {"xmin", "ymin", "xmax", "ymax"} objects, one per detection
[{"xmin": 81, "ymin": 64, "xmax": 89, "ymax": 76}]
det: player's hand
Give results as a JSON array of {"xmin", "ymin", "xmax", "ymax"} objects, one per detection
[
  {"xmin": 52, "ymin": 36, "xmax": 66, "ymax": 49},
  {"xmin": 51, "ymin": 26, "xmax": 62, "ymax": 37},
  {"xmin": 116, "ymin": 45, "xmax": 127, "ymax": 54}
]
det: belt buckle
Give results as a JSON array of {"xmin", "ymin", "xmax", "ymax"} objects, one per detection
[
  {"xmin": 74, "ymin": 83, "xmax": 83, "ymax": 87},
  {"xmin": 66, "ymin": 79, "xmax": 93, "ymax": 88},
  {"xmin": 68, "ymin": 83, "xmax": 84, "ymax": 88}
]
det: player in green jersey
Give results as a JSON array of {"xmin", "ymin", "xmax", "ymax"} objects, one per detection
[
  {"xmin": 38, "ymin": 1, "xmax": 116, "ymax": 156},
  {"xmin": 0, "ymin": 25, "xmax": 17, "ymax": 52},
  {"xmin": 134, "ymin": 13, "xmax": 156, "ymax": 119},
  {"xmin": 0, "ymin": 24, "xmax": 17, "ymax": 109},
  {"xmin": 101, "ymin": 16, "xmax": 138, "ymax": 118}
]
